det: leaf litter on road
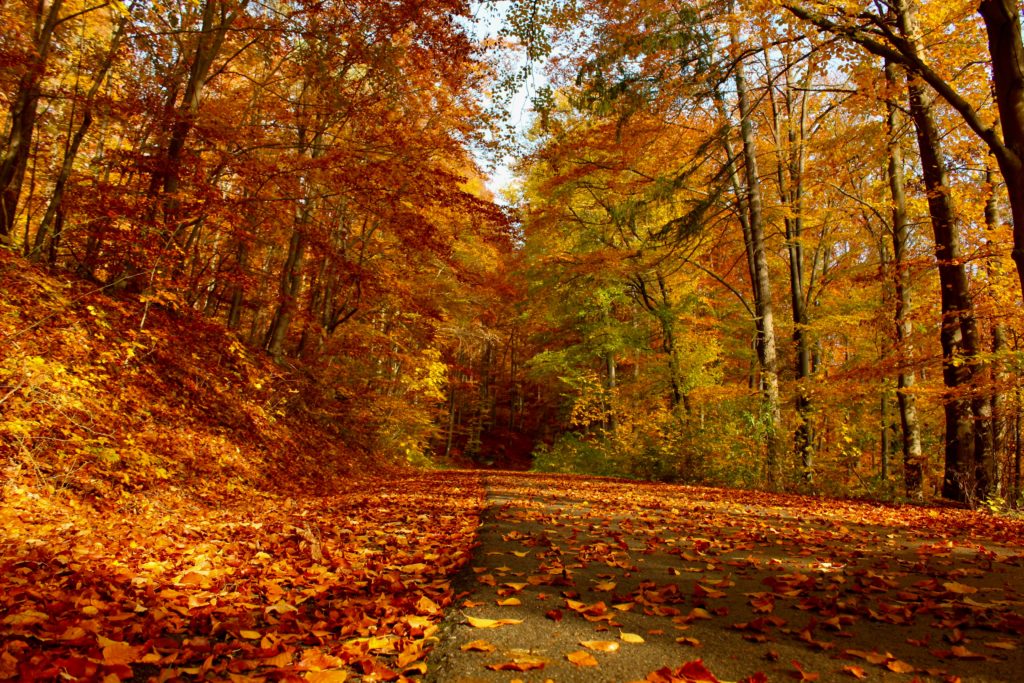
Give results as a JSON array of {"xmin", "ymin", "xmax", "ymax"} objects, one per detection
[{"xmin": 427, "ymin": 471, "xmax": 1024, "ymax": 682}]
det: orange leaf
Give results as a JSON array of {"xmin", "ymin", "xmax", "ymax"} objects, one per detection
[
  {"xmin": 460, "ymin": 640, "xmax": 496, "ymax": 653},
  {"xmin": 886, "ymin": 659, "xmax": 915, "ymax": 673},
  {"xmin": 580, "ymin": 640, "xmax": 619, "ymax": 653},
  {"xmin": 841, "ymin": 666, "xmax": 867, "ymax": 679},
  {"xmin": 98, "ymin": 636, "xmax": 140, "ymax": 666},
  {"xmin": 567, "ymin": 650, "xmax": 599, "ymax": 667}
]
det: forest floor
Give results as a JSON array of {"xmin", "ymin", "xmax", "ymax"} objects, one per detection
[
  {"xmin": 3, "ymin": 253, "xmax": 1024, "ymax": 681},
  {"xmin": 3, "ymin": 469, "xmax": 1024, "ymax": 681}
]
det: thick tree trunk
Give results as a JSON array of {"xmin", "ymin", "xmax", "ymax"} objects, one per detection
[
  {"xmin": 977, "ymin": 0, "xmax": 1024, "ymax": 302},
  {"xmin": 896, "ymin": 2, "xmax": 988, "ymax": 503}
]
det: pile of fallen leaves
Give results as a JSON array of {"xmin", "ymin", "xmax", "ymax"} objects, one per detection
[{"xmin": 0, "ymin": 472, "xmax": 483, "ymax": 681}]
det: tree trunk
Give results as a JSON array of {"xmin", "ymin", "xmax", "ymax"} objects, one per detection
[
  {"xmin": 884, "ymin": 60, "xmax": 924, "ymax": 499},
  {"xmin": 768, "ymin": 48, "xmax": 814, "ymax": 481},
  {"xmin": 0, "ymin": 0, "xmax": 65, "ymax": 240},
  {"xmin": 977, "ymin": 0, "xmax": 1024, "ymax": 302},
  {"xmin": 734, "ymin": 42, "xmax": 783, "ymax": 486},
  {"xmin": 895, "ymin": 1, "xmax": 988, "ymax": 503},
  {"xmin": 985, "ymin": 164, "xmax": 1008, "ymax": 494},
  {"xmin": 264, "ymin": 227, "xmax": 305, "ymax": 360}
]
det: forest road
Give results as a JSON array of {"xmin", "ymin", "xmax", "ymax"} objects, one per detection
[{"xmin": 425, "ymin": 471, "xmax": 1024, "ymax": 683}]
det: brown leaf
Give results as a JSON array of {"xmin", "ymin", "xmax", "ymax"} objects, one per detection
[{"xmin": 486, "ymin": 658, "xmax": 546, "ymax": 672}]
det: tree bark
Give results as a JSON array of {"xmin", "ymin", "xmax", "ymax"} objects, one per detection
[
  {"xmin": 884, "ymin": 60, "xmax": 924, "ymax": 499},
  {"xmin": 977, "ymin": 0, "xmax": 1024, "ymax": 302},
  {"xmin": 895, "ymin": 2, "xmax": 988, "ymax": 503},
  {"xmin": 733, "ymin": 40, "xmax": 783, "ymax": 486},
  {"xmin": 767, "ymin": 45, "xmax": 814, "ymax": 481}
]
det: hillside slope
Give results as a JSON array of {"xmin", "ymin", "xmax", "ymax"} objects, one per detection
[
  {"xmin": 1, "ymin": 249, "xmax": 376, "ymax": 505},
  {"xmin": 0, "ymin": 250, "xmax": 485, "ymax": 681}
]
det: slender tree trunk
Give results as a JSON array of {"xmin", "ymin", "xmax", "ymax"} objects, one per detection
[
  {"xmin": 265, "ymin": 227, "xmax": 305, "ymax": 360},
  {"xmin": 0, "ymin": 0, "xmax": 65, "ymax": 240},
  {"xmin": 33, "ymin": 12, "xmax": 127, "ymax": 258},
  {"xmin": 985, "ymin": 164, "xmax": 1008, "ymax": 493},
  {"xmin": 884, "ymin": 60, "xmax": 925, "ymax": 499},
  {"xmin": 734, "ymin": 43, "xmax": 783, "ymax": 486},
  {"xmin": 768, "ymin": 49, "xmax": 815, "ymax": 480}
]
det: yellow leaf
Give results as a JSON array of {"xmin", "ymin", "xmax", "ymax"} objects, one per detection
[
  {"xmin": 620, "ymin": 632, "xmax": 645, "ymax": 644},
  {"xmin": 307, "ymin": 672, "xmax": 349, "ymax": 682},
  {"xmin": 579, "ymin": 640, "xmax": 619, "ymax": 653},
  {"xmin": 497, "ymin": 598, "xmax": 522, "ymax": 606},
  {"xmin": 3, "ymin": 611, "xmax": 48, "ymax": 626},
  {"xmin": 943, "ymin": 581, "xmax": 978, "ymax": 595},
  {"xmin": 466, "ymin": 616, "xmax": 523, "ymax": 628}
]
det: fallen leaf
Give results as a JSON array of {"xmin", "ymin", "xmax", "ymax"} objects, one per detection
[
  {"xmin": 621, "ymin": 632, "xmax": 645, "ymax": 644},
  {"xmin": 486, "ymin": 658, "xmax": 546, "ymax": 672},
  {"xmin": 460, "ymin": 640, "xmax": 496, "ymax": 653},
  {"xmin": 567, "ymin": 650, "xmax": 599, "ymax": 667},
  {"xmin": 885, "ymin": 659, "xmax": 915, "ymax": 673},
  {"xmin": 466, "ymin": 616, "xmax": 523, "ymax": 628},
  {"xmin": 580, "ymin": 640, "xmax": 619, "ymax": 653},
  {"xmin": 841, "ymin": 666, "xmax": 867, "ymax": 679},
  {"xmin": 307, "ymin": 672, "xmax": 349, "ymax": 683},
  {"xmin": 98, "ymin": 636, "xmax": 141, "ymax": 666}
]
